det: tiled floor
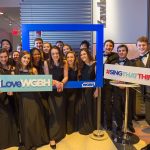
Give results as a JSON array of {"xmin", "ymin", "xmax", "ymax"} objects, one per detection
[{"xmin": 5, "ymin": 119, "xmax": 150, "ymax": 150}]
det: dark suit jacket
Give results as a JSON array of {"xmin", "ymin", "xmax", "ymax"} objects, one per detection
[
  {"xmin": 104, "ymin": 52, "xmax": 119, "ymax": 85},
  {"xmin": 105, "ymin": 52, "xmax": 119, "ymax": 64},
  {"xmin": 135, "ymin": 52, "xmax": 150, "ymax": 100}
]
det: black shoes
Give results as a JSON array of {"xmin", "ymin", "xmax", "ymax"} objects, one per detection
[
  {"xmin": 50, "ymin": 140, "xmax": 56, "ymax": 150},
  {"xmin": 30, "ymin": 147, "xmax": 37, "ymax": 150},
  {"xmin": 141, "ymin": 144, "xmax": 150, "ymax": 150},
  {"xmin": 128, "ymin": 125, "xmax": 135, "ymax": 133},
  {"xmin": 50, "ymin": 144, "xmax": 56, "ymax": 149},
  {"xmin": 18, "ymin": 145, "xmax": 25, "ymax": 150}
]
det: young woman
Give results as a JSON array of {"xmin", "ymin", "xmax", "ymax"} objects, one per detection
[
  {"xmin": 0, "ymin": 48, "xmax": 19, "ymax": 149},
  {"xmin": 11, "ymin": 50, "xmax": 20, "ymax": 67},
  {"xmin": 47, "ymin": 46, "xmax": 68, "ymax": 149},
  {"xmin": 76, "ymin": 48, "xmax": 96, "ymax": 135},
  {"xmin": 63, "ymin": 44, "xmax": 72, "ymax": 57},
  {"xmin": 66, "ymin": 51, "xmax": 78, "ymax": 134},
  {"xmin": 30, "ymin": 47, "xmax": 48, "ymax": 74},
  {"xmin": 1, "ymin": 39, "xmax": 13, "ymax": 52},
  {"xmin": 30, "ymin": 47, "xmax": 50, "ymax": 130},
  {"xmin": 43, "ymin": 42, "xmax": 52, "ymax": 60},
  {"xmin": 16, "ymin": 51, "xmax": 49, "ymax": 150}
]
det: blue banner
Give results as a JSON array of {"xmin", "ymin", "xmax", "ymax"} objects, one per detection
[
  {"xmin": 0, "ymin": 75, "xmax": 52, "ymax": 92},
  {"xmin": 22, "ymin": 24, "xmax": 104, "ymax": 88}
]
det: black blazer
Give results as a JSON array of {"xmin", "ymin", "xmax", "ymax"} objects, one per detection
[
  {"xmin": 105, "ymin": 52, "xmax": 119, "ymax": 64},
  {"xmin": 134, "ymin": 52, "xmax": 150, "ymax": 100}
]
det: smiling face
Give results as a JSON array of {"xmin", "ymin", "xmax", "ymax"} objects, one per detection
[
  {"xmin": 43, "ymin": 43, "xmax": 51, "ymax": 53},
  {"xmin": 66, "ymin": 52, "xmax": 75, "ymax": 66},
  {"xmin": 34, "ymin": 40, "xmax": 43, "ymax": 50},
  {"xmin": 0, "ymin": 52, "xmax": 9, "ymax": 65},
  {"xmin": 63, "ymin": 45, "xmax": 71, "ymax": 56},
  {"xmin": 12, "ymin": 51, "xmax": 20, "ymax": 62},
  {"xmin": 32, "ymin": 49, "xmax": 41, "ymax": 62},
  {"xmin": 104, "ymin": 41, "xmax": 114, "ymax": 55},
  {"xmin": 2, "ymin": 41, "xmax": 10, "ymax": 51},
  {"xmin": 51, "ymin": 48, "xmax": 60, "ymax": 62},
  {"xmin": 117, "ymin": 47, "xmax": 128, "ymax": 59},
  {"xmin": 21, "ymin": 54, "xmax": 31, "ymax": 67},
  {"xmin": 56, "ymin": 42, "xmax": 64, "ymax": 51},
  {"xmin": 80, "ymin": 50, "xmax": 89, "ymax": 63},
  {"xmin": 136, "ymin": 41, "xmax": 148, "ymax": 55}
]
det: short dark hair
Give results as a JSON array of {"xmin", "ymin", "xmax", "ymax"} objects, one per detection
[
  {"xmin": 1, "ymin": 39, "xmax": 13, "ymax": 52},
  {"xmin": 34, "ymin": 38, "xmax": 43, "ymax": 43},
  {"xmin": 117, "ymin": 44, "xmax": 128, "ymax": 53},
  {"xmin": 104, "ymin": 39, "xmax": 114, "ymax": 48},
  {"xmin": 80, "ymin": 40, "xmax": 90, "ymax": 49},
  {"xmin": 56, "ymin": 41, "xmax": 64, "ymax": 45}
]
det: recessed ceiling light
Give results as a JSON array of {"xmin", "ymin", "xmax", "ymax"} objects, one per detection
[{"xmin": 0, "ymin": 12, "xmax": 4, "ymax": 15}]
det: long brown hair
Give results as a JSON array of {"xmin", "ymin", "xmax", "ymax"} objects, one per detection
[
  {"xmin": 66, "ymin": 51, "xmax": 78, "ymax": 71},
  {"xmin": 18, "ymin": 51, "xmax": 34, "ymax": 74},
  {"xmin": 49, "ymin": 46, "xmax": 64, "ymax": 69},
  {"xmin": 78, "ymin": 48, "xmax": 94, "ymax": 71},
  {"xmin": 0, "ymin": 48, "xmax": 10, "ymax": 67}
]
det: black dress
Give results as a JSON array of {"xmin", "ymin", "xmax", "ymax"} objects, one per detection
[
  {"xmin": 33, "ymin": 61, "xmax": 50, "ymax": 133},
  {"xmin": 48, "ymin": 65, "xmax": 66, "ymax": 142},
  {"xmin": 0, "ymin": 67, "xmax": 19, "ymax": 149},
  {"xmin": 76, "ymin": 62, "xmax": 96, "ymax": 135},
  {"xmin": 17, "ymin": 69, "xmax": 49, "ymax": 150},
  {"xmin": 65, "ymin": 68, "xmax": 78, "ymax": 134}
]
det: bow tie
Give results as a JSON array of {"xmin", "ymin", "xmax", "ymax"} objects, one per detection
[
  {"xmin": 118, "ymin": 59, "xmax": 126, "ymax": 63},
  {"xmin": 139, "ymin": 52, "xmax": 149, "ymax": 60},
  {"xmin": 103, "ymin": 53, "xmax": 108, "ymax": 57},
  {"xmin": 103, "ymin": 53, "xmax": 111, "ymax": 57}
]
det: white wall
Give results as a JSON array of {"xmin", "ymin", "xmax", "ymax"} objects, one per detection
[
  {"xmin": 0, "ymin": 0, "xmax": 20, "ymax": 7},
  {"xmin": 93, "ymin": 0, "xmax": 148, "ymax": 43},
  {"xmin": 105, "ymin": 0, "xmax": 147, "ymax": 43}
]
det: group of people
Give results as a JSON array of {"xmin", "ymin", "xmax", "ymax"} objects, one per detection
[
  {"xmin": 0, "ymin": 38, "xmax": 97, "ymax": 150},
  {"xmin": 102, "ymin": 36, "xmax": 150, "ymax": 138},
  {"xmin": 0, "ymin": 36, "xmax": 149, "ymax": 150}
]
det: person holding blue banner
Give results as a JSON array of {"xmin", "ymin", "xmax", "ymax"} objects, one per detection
[
  {"xmin": 65, "ymin": 51, "xmax": 78, "ymax": 134},
  {"xmin": 135, "ymin": 36, "xmax": 150, "ymax": 125},
  {"xmin": 47, "ymin": 46, "xmax": 68, "ymax": 149},
  {"xmin": 30, "ymin": 47, "xmax": 50, "ymax": 131},
  {"xmin": 76, "ymin": 48, "xmax": 96, "ymax": 135},
  {"xmin": 16, "ymin": 51, "xmax": 49, "ymax": 150},
  {"xmin": 0, "ymin": 48, "xmax": 19, "ymax": 149}
]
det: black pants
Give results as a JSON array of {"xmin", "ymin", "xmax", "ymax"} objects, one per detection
[
  {"xmin": 113, "ymin": 87, "xmax": 135, "ymax": 129},
  {"xmin": 101, "ymin": 83, "xmax": 113, "ymax": 129},
  {"xmin": 145, "ymin": 101, "xmax": 150, "ymax": 125}
]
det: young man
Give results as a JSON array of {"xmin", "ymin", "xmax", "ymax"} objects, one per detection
[
  {"xmin": 56, "ymin": 41, "xmax": 64, "ymax": 51},
  {"xmin": 102, "ymin": 39, "xmax": 119, "ymax": 130},
  {"xmin": 80, "ymin": 40, "xmax": 90, "ymax": 49},
  {"xmin": 135, "ymin": 36, "xmax": 150, "ymax": 125},
  {"xmin": 113, "ymin": 44, "xmax": 135, "ymax": 133},
  {"xmin": 34, "ymin": 38, "xmax": 43, "ymax": 51}
]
